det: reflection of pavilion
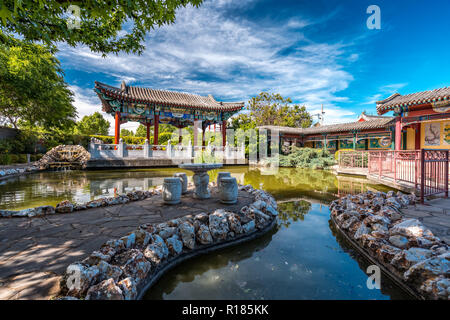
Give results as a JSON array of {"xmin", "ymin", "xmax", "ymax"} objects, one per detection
[{"xmin": 94, "ymin": 81, "xmax": 244, "ymax": 146}]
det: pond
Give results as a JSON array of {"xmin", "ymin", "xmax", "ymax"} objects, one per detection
[{"xmin": 0, "ymin": 166, "xmax": 411, "ymax": 299}]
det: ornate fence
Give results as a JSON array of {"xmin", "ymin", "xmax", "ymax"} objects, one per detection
[
  {"xmin": 338, "ymin": 151, "xmax": 369, "ymax": 169},
  {"xmin": 368, "ymin": 149, "xmax": 449, "ymax": 203},
  {"xmin": 88, "ymin": 138, "xmax": 245, "ymax": 162}
]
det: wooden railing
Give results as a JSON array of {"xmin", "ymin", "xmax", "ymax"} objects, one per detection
[
  {"xmin": 338, "ymin": 151, "xmax": 369, "ymax": 168},
  {"xmin": 368, "ymin": 149, "xmax": 449, "ymax": 203}
]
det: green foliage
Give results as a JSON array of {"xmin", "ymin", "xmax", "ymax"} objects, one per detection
[
  {"xmin": 276, "ymin": 147, "xmax": 336, "ymax": 169},
  {"xmin": 0, "ymin": 37, "xmax": 76, "ymax": 130},
  {"xmin": 248, "ymin": 92, "xmax": 312, "ymax": 128},
  {"xmin": 75, "ymin": 112, "xmax": 110, "ymax": 136},
  {"xmin": 120, "ymin": 128, "xmax": 134, "ymax": 137},
  {"xmin": 0, "ymin": 0, "xmax": 204, "ymax": 55}
]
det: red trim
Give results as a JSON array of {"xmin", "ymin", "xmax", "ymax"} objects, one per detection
[
  {"xmin": 114, "ymin": 111, "xmax": 120, "ymax": 144},
  {"xmin": 153, "ymin": 115, "xmax": 159, "ymax": 145},
  {"xmin": 222, "ymin": 121, "xmax": 227, "ymax": 147}
]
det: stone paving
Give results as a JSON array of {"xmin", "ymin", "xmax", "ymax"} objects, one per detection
[
  {"xmin": 400, "ymin": 197, "xmax": 450, "ymax": 244},
  {"xmin": 0, "ymin": 188, "xmax": 253, "ymax": 300}
]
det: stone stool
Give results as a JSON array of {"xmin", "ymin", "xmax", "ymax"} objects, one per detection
[
  {"xmin": 174, "ymin": 172, "xmax": 188, "ymax": 194},
  {"xmin": 216, "ymin": 171, "xmax": 231, "ymax": 186},
  {"xmin": 162, "ymin": 177, "xmax": 182, "ymax": 205},
  {"xmin": 218, "ymin": 177, "xmax": 238, "ymax": 204}
]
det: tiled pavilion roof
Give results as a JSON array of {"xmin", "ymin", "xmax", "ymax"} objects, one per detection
[
  {"xmin": 376, "ymin": 87, "xmax": 450, "ymax": 115},
  {"xmin": 258, "ymin": 117, "xmax": 394, "ymax": 136},
  {"xmin": 95, "ymin": 81, "xmax": 245, "ymax": 112}
]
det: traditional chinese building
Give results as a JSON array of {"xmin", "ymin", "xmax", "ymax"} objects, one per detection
[
  {"xmin": 259, "ymin": 112, "xmax": 395, "ymax": 154},
  {"xmin": 376, "ymin": 87, "xmax": 450, "ymax": 150},
  {"xmin": 94, "ymin": 81, "xmax": 245, "ymax": 146}
]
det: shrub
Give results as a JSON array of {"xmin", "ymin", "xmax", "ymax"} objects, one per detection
[
  {"xmin": 0, "ymin": 154, "xmax": 11, "ymax": 165},
  {"xmin": 277, "ymin": 147, "xmax": 335, "ymax": 169}
]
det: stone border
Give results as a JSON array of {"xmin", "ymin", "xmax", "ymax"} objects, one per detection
[
  {"xmin": 330, "ymin": 191, "xmax": 449, "ymax": 300},
  {"xmin": 57, "ymin": 184, "xmax": 279, "ymax": 300},
  {"xmin": 0, "ymin": 164, "xmax": 43, "ymax": 182},
  {"xmin": 135, "ymin": 219, "xmax": 277, "ymax": 300},
  {"xmin": 0, "ymin": 189, "xmax": 157, "ymax": 218}
]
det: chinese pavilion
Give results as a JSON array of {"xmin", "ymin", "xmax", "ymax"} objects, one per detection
[
  {"xmin": 94, "ymin": 81, "xmax": 245, "ymax": 146},
  {"xmin": 376, "ymin": 86, "xmax": 450, "ymax": 150}
]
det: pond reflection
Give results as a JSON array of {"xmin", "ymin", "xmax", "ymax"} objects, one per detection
[
  {"xmin": 0, "ymin": 167, "xmax": 392, "ymax": 210},
  {"xmin": 144, "ymin": 202, "xmax": 411, "ymax": 300}
]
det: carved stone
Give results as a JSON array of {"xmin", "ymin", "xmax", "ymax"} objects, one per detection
[
  {"xmin": 173, "ymin": 173, "xmax": 188, "ymax": 194},
  {"xmin": 193, "ymin": 172, "xmax": 210, "ymax": 199},
  {"xmin": 216, "ymin": 172, "xmax": 231, "ymax": 186},
  {"xmin": 162, "ymin": 178, "xmax": 182, "ymax": 205},
  {"xmin": 218, "ymin": 177, "xmax": 238, "ymax": 204}
]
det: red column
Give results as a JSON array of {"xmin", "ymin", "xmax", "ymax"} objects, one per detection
[
  {"xmin": 395, "ymin": 116, "xmax": 402, "ymax": 151},
  {"xmin": 415, "ymin": 123, "xmax": 421, "ymax": 150},
  {"xmin": 146, "ymin": 123, "xmax": 150, "ymax": 141},
  {"xmin": 222, "ymin": 121, "xmax": 226, "ymax": 147},
  {"xmin": 154, "ymin": 115, "xmax": 159, "ymax": 145},
  {"xmin": 114, "ymin": 111, "xmax": 120, "ymax": 144},
  {"xmin": 202, "ymin": 126, "xmax": 206, "ymax": 147}
]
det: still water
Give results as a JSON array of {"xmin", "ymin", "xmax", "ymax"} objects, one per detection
[{"xmin": 0, "ymin": 167, "xmax": 411, "ymax": 299}]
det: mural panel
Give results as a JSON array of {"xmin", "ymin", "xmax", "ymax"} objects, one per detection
[
  {"xmin": 369, "ymin": 137, "xmax": 392, "ymax": 149},
  {"xmin": 444, "ymin": 122, "xmax": 450, "ymax": 146},
  {"xmin": 424, "ymin": 122, "xmax": 441, "ymax": 146}
]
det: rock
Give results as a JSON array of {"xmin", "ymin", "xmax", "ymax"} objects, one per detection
[
  {"xmin": 386, "ymin": 197, "xmax": 402, "ymax": 209},
  {"xmin": 33, "ymin": 205, "xmax": 55, "ymax": 216},
  {"xmin": 55, "ymin": 200, "xmax": 74, "ymax": 214},
  {"xmin": 341, "ymin": 216, "xmax": 359, "ymax": 230},
  {"xmin": 166, "ymin": 234, "xmax": 183, "ymax": 255},
  {"xmin": 144, "ymin": 234, "xmax": 169, "ymax": 265},
  {"xmin": 194, "ymin": 213, "xmax": 209, "ymax": 224},
  {"xmin": 62, "ymin": 263, "xmax": 100, "ymax": 297},
  {"xmin": 251, "ymin": 207, "xmax": 271, "ymax": 229},
  {"xmin": 227, "ymin": 213, "xmax": 243, "ymax": 235},
  {"xmin": 209, "ymin": 209, "xmax": 230, "ymax": 241},
  {"xmin": 390, "ymin": 219, "xmax": 434, "ymax": 238},
  {"xmin": 389, "ymin": 235, "xmax": 409, "ymax": 249},
  {"xmin": 13, "ymin": 209, "xmax": 34, "ymax": 217},
  {"xmin": 404, "ymin": 252, "xmax": 450, "ymax": 282},
  {"xmin": 196, "ymin": 224, "xmax": 213, "ymax": 245},
  {"xmin": 376, "ymin": 244, "xmax": 402, "ymax": 264},
  {"xmin": 251, "ymin": 200, "xmax": 267, "ymax": 211},
  {"xmin": 158, "ymin": 226, "xmax": 177, "ymax": 240},
  {"xmin": 102, "ymin": 239, "xmax": 125, "ymax": 253},
  {"xmin": 354, "ymin": 223, "xmax": 370, "ymax": 240},
  {"xmin": 85, "ymin": 278, "xmax": 124, "ymax": 300},
  {"xmin": 265, "ymin": 205, "xmax": 278, "ymax": 216},
  {"xmin": 391, "ymin": 247, "xmax": 434, "ymax": 271},
  {"xmin": 420, "ymin": 276, "xmax": 449, "ymax": 300},
  {"xmin": 0, "ymin": 210, "xmax": 15, "ymax": 217},
  {"xmin": 242, "ymin": 220, "xmax": 255, "ymax": 233},
  {"xmin": 97, "ymin": 260, "xmax": 123, "ymax": 281},
  {"xmin": 111, "ymin": 249, "xmax": 151, "ymax": 283},
  {"xmin": 179, "ymin": 221, "xmax": 195, "ymax": 250},
  {"xmin": 133, "ymin": 230, "xmax": 152, "ymax": 247},
  {"xmin": 118, "ymin": 277, "xmax": 138, "ymax": 300},
  {"xmin": 120, "ymin": 233, "xmax": 136, "ymax": 249}
]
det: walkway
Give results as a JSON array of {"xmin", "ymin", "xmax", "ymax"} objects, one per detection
[
  {"xmin": 0, "ymin": 189, "xmax": 253, "ymax": 300},
  {"xmin": 400, "ymin": 197, "xmax": 450, "ymax": 244}
]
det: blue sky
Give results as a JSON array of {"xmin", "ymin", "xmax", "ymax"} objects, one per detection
[{"xmin": 56, "ymin": 0, "xmax": 450, "ymax": 133}]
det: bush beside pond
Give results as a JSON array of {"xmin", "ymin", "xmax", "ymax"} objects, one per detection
[{"xmin": 276, "ymin": 147, "xmax": 336, "ymax": 169}]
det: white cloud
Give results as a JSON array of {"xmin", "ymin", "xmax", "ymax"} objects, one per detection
[{"xmin": 60, "ymin": 0, "xmax": 361, "ymax": 128}]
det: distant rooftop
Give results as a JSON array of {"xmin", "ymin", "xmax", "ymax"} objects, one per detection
[{"xmin": 376, "ymin": 86, "xmax": 450, "ymax": 114}]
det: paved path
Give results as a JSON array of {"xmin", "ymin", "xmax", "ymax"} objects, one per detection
[
  {"xmin": 400, "ymin": 197, "xmax": 450, "ymax": 244},
  {"xmin": 0, "ymin": 188, "xmax": 253, "ymax": 300}
]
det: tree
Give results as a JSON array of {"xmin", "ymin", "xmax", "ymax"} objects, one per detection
[
  {"xmin": 0, "ymin": 38, "xmax": 76, "ymax": 130},
  {"xmin": 0, "ymin": 0, "xmax": 203, "ymax": 55},
  {"xmin": 135, "ymin": 124, "xmax": 149, "ymax": 137},
  {"xmin": 248, "ymin": 92, "xmax": 312, "ymax": 128},
  {"xmin": 120, "ymin": 128, "xmax": 134, "ymax": 137},
  {"xmin": 76, "ymin": 112, "xmax": 110, "ymax": 136},
  {"xmin": 230, "ymin": 113, "xmax": 256, "ymax": 131}
]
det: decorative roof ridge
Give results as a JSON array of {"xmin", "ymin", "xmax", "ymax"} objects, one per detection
[{"xmin": 376, "ymin": 93, "xmax": 401, "ymax": 105}]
